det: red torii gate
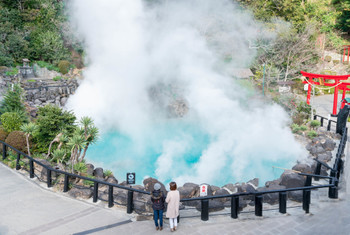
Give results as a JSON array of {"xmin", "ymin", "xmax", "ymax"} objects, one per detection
[
  {"xmin": 343, "ymin": 45, "xmax": 350, "ymax": 63},
  {"xmin": 301, "ymin": 71, "xmax": 350, "ymax": 116}
]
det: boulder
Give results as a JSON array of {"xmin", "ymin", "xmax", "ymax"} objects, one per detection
[
  {"xmin": 247, "ymin": 178, "xmax": 259, "ymax": 188},
  {"xmin": 316, "ymin": 151, "xmax": 332, "ymax": 162},
  {"xmin": 143, "ymin": 177, "xmax": 166, "ymax": 193},
  {"xmin": 288, "ymin": 190, "xmax": 303, "ymax": 202},
  {"xmin": 86, "ymin": 163, "xmax": 94, "ymax": 176},
  {"xmin": 93, "ymin": 167, "xmax": 104, "ymax": 179},
  {"xmin": 114, "ymin": 192, "xmax": 127, "ymax": 205},
  {"xmin": 257, "ymin": 184, "xmax": 286, "ymax": 205},
  {"xmin": 213, "ymin": 188, "xmax": 230, "ymax": 203},
  {"xmin": 322, "ymin": 138, "xmax": 336, "ymax": 151},
  {"xmin": 222, "ymin": 183, "xmax": 240, "ymax": 194},
  {"xmin": 292, "ymin": 163, "xmax": 312, "ymax": 174},
  {"xmin": 178, "ymin": 183, "xmax": 199, "ymax": 207},
  {"xmin": 68, "ymin": 186, "xmax": 93, "ymax": 199},
  {"xmin": 33, "ymin": 158, "xmax": 51, "ymax": 181},
  {"xmin": 265, "ymin": 179, "xmax": 281, "ymax": 188},
  {"xmin": 280, "ymin": 171, "xmax": 305, "ymax": 188},
  {"xmin": 223, "ymin": 197, "xmax": 248, "ymax": 211},
  {"xmin": 195, "ymin": 199, "xmax": 224, "ymax": 212}
]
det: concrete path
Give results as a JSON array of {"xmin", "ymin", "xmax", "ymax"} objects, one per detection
[{"xmin": 0, "ymin": 94, "xmax": 350, "ymax": 234}]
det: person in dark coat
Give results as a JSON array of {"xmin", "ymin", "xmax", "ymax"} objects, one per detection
[{"xmin": 151, "ymin": 183, "xmax": 165, "ymax": 231}]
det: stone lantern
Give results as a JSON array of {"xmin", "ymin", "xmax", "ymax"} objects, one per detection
[{"xmin": 20, "ymin": 58, "xmax": 35, "ymax": 79}]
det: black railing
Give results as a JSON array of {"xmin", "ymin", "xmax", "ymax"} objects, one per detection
[
  {"xmin": 0, "ymin": 120, "xmax": 347, "ymax": 221},
  {"xmin": 314, "ymin": 114, "xmax": 337, "ymax": 131}
]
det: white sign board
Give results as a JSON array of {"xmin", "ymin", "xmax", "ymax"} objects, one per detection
[
  {"xmin": 200, "ymin": 184, "xmax": 208, "ymax": 197},
  {"xmin": 304, "ymin": 84, "xmax": 309, "ymax": 91},
  {"xmin": 278, "ymin": 86, "xmax": 291, "ymax": 93}
]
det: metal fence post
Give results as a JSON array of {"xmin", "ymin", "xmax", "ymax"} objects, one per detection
[
  {"xmin": 279, "ymin": 192, "xmax": 287, "ymax": 214},
  {"xmin": 108, "ymin": 185, "xmax": 114, "ymax": 208},
  {"xmin": 93, "ymin": 182, "xmax": 99, "ymax": 203},
  {"xmin": 2, "ymin": 144, "xmax": 7, "ymax": 160},
  {"xmin": 29, "ymin": 159, "xmax": 34, "ymax": 178},
  {"xmin": 47, "ymin": 168, "xmax": 52, "ymax": 188},
  {"xmin": 320, "ymin": 117, "xmax": 324, "ymax": 127},
  {"xmin": 313, "ymin": 115, "xmax": 317, "ymax": 120},
  {"xmin": 16, "ymin": 153, "xmax": 21, "ymax": 170},
  {"xmin": 327, "ymin": 120, "xmax": 331, "ymax": 131},
  {"xmin": 314, "ymin": 162, "xmax": 322, "ymax": 181},
  {"xmin": 201, "ymin": 200, "xmax": 209, "ymax": 221},
  {"xmin": 305, "ymin": 175, "xmax": 312, "ymax": 187},
  {"xmin": 231, "ymin": 196, "xmax": 239, "ymax": 219},
  {"xmin": 255, "ymin": 195, "xmax": 263, "ymax": 217},
  {"xmin": 303, "ymin": 189, "xmax": 310, "ymax": 213},
  {"xmin": 127, "ymin": 190, "xmax": 134, "ymax": 214},
  {"xmin": 63, "ymin": 174, "xmax": 69, "ymax": 192}
]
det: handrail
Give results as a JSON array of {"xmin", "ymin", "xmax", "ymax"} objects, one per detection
[
  {"xmin": 313, "ymin": 114, "xmax": 336, "ymax": 131},
  {"xmin": 0, "ymin": 126, "xmax": 347, "ymax": 220}
]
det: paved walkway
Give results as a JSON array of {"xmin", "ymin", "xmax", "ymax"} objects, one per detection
[{"xmin": 1, "ymin": 94, "xmax": 350, "ymax": 234}]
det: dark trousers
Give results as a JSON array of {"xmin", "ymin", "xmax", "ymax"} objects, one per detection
[{"xmin": 153, "ymin": 209, "xmax": 163, "ymax": 227}]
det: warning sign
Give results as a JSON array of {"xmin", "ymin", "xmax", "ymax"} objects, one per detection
[{"xmin": 200, "ymin": 184, "xmax": 208, "ymax": 197}]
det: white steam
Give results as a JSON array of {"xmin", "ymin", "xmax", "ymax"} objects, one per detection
[{"xmin": 67, "ymin": 0, "xmax": 306, "ymax": 186}]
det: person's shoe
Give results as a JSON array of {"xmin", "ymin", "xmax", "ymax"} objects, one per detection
[
  {"xmin": 160, "ymin": 227, "xmax": 163, "ymax": 231},
  {"xmin": 174, "ymin": 226, "xmax": 176, "ymax": 231},
  {"xmin": 156, "ymin": 227, "xmax": 159, "ymax": 231},
  {"xmin": 171, "ymin": 228, "xmax": 174, "ymax": 232}
]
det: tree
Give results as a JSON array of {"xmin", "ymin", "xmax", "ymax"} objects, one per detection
[
  {"xmin": 0, "ymin": 83, "xmax": 27, "ymax": 116},
  {"xmin": 333, "ymin": 0, "xmax": 350, "ymax": 33},
  {"xmin": 20, "ymin": 122, "xmax": 37, "ymax": 156},
  {"xmin": 34, "ymin": 105, "xmax": 76, "ymax": 152}
]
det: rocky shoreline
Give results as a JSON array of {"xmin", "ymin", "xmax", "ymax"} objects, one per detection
[{"xmin": 23, "ymin": 129, "xmax": 339, "ymax": 215}]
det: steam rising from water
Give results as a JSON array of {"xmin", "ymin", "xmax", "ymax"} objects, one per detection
[{"xmin": 67, "ymin": 0, "xmax": 305, "ymax": 186}]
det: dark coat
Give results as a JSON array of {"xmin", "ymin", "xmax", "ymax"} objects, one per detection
[{"xmin": 151, "ymin": 190, "xmax": 165, "ymax": 210}]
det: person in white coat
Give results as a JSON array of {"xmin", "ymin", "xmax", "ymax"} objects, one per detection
[{"xmin": 165, "ymin": 182, "xmax": 180, "ymax": 232}]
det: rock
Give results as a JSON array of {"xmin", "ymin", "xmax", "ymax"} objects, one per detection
[
  {"xmin": 247, "ymin": 178, "xmax": 259, "ymax": 188},
  {"xmin": 86, "ymin": 163, "xmax": 94, "ymax": 176},
  {"xmin": 94, "ymin": 167, "xmax": 104, "ymax": 179},
  {"xmin": 213, "ymin": 188, "xmax": 230, "ymax": 203},
  {"xmin": 292, "ymin": 163, "xmax": 312, "ymax": 174},
  {"xmin": 316, "ymin": 151, "xmax": 332, "ymax": 162},
  {"xmin": 210, "ymin": 185, "xmax": 220, "ymax": 192},
  {"xmin": 222, "ymin": 183, "xmax": 240, "ymax": 194},
  {"xmin": 143, "ymin": 177, "xmax": 166, "ymax": 193},
  {"xmin": 223, "ymin": 197, "xmax": 248, "ymax": 211},
  {"xmin": 133, "ymin": 200, "xmax": 147, "ymax": 213},
  {"xmin": 61, "ymin": 97, "xmax": 68, "ymax": 106},
  {"xmin": 288, "ymin": 190, "xmax": 303, "ymax": 202},
  {"xmin": 34, "ymin": 158, "xmax": 51, "ymax": 181},
  {"xmin": 195, "ymin": 199, "xmax": 224, "ymax": 212},
  {"xmin": 68, "ymin": 186, "xmax": 93, "ymax": 199},
  {"xmin": 106, "ymin": 176, "xmax": 118, "ymax": 185},
  {"xmin": 280, "ymin": 171, "xmax": 305, "ymax": 188},
  {"xmin": 310, "ymin": 162, "xmax": 328, "ymax": 176},
  {"xmin": 178, "ymin": 183, "xmax": 199, "ymax": 207},
  {"xmin": 257, "ymin": 184, "xmax": 286, "ymax": 205},
  {"xmin": 114, "ymin": 192, "xmax": 127, "ymax": 205},
  {"xmin": 265, "ymin": 179, "xmax": 281, "ymax": 188}
]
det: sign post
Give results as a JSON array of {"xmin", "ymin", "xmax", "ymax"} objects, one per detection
[
  {"xmin": 200, "ymin": 184, "xmax": 208, "ymax": 197},
  {"xmin": 126, "ymin": 172, "xmax": 135, "ymax": 185}
]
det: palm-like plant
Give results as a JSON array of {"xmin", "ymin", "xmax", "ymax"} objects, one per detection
[
  {"xmin": 79, "ymin": 117, "xmax": 99, "ymax": 162},
  {"xmin": 51, "ymin": 148, "xmax": 67, "ymax": 165},
  {"xmin": 20, "ymin": 122, "xmax": 37, "ymax": 156},
  {"xmin": 67, "ymin": 133, "xmax": 87, "ymax": 173}
]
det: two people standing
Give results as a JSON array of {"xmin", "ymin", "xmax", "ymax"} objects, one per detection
[{"xmin": 151, "ymin": 181, "xmax": 180, "ymax": 232}]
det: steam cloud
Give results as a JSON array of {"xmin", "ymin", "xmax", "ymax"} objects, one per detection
[{"xmin": 67, "ymin": 0, "xmax": 306, "ymax": 186}]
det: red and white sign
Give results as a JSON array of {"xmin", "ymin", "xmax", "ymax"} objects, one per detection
[{"xmin": 200, "ymin": 184, "xmax": 208, "ymax": 197}]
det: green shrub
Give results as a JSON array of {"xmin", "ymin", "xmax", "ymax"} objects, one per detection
[
  {"xmin": 291, "ymin": 123, "xmax": 300, "ymax": 133},
  {"xmin": 0, "ymin": 83, "xmax": 27, "ymax": 115},
  {"xmin": 0, "ymin": 126, "xmax": 9, "ymax": 141},
  {"xmin": 58, "ymin": 60, "xmax": 70, "ymax": 74},
  {"xmin": 307, "ymin": 130, "xmax": 318, "ymax": 138},
  {"xmin": 73, "ymin": 162, "xmax": 87, "ymax": 175},
  {"xmin": 53, "ymin": 76, "xmax": 62, "ymax": 81},
  {"xmin": 0, "ymin": 112, "xmax": 23, "ymax": 132},
  {"xmin": 300, "ymin": 125, "xmax": 308, "ymax": 131},
  {"xmin": 5, "ymin": 131, "xmax": 27, "ymax": 153},
  {"xmin": 104, "ymin": 170, "xmax": 113, "ymax": 177},
  {"xmin": 36, "ymin": 61, "xmax": 59, "ymax": 72},
  {"xmin": 5, "ymin": 68, "xmax": 18, "ymax": 76},
  {"xmin": 324, "ymin": 55, "xmax": 332, "ymax": 62},
  {"xmin": 310, "ymin": 120, "xmax": 321, "ymax": 129},
  {"xmin": 83, "ymin": 175, "xmax": 95, "ymax": 187},
  {"xmin": 33, "ymin": 105, "xmax": 76, "ymax": 152},
  {"xmin": 26, "ymin": 79, "xmax": 36, "ymax": 83}
]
